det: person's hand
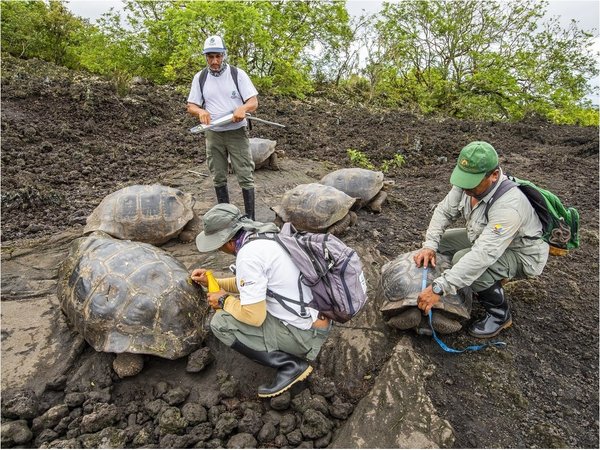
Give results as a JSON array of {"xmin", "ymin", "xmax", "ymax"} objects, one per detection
[
  {"xmin": 190, "ymin": 268, "xmax": 208, "ymax": 287},
  {"xmin": 207, "ymin": 290, "xmax": 228, "ymax": 310},
  {"xmin": 413, "ymin": 248, "xmax": 437, "ymax": 268},
  {"xmin": 232, "ymin": 106, "xmax": 246, "ymax": 123},
  {"xmin": 197, "ymin": 109, "xmax": 211, "ymax": 125},
  {"xmin": 417, "ymin": 285, "xmax": 441, "ymax": 315}
]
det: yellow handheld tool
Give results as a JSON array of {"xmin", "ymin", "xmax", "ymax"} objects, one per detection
[{"xmin": 205, "ymin": 271, "xmax": 221, "ymax": 293}]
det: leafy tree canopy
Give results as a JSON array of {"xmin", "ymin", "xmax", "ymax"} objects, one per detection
[{"xmin": 1, "ymin": 0, "xmax": 597, "ymax": 125}]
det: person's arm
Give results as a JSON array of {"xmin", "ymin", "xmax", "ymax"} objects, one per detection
[
  {"xmin": 191, "ymin": 269, "xmax": 236, "ymax": 291},
  {"xmin": 187, "ymin": 102, "xmax": 211, "ymax": 125},
  {"xmin": 186, "ymin": 72, "xmax": 210, "ymax": 124},
  {"xmin": 232, "ymin": 69, "xmax": 259, "ymax": 122},
  {"xmin": 414, "ymin": 187, "xmax": 463, "ymax": 268},
  {"xmin": 222, "ymin": 296, "xmax": 267, "ymax": 326},
  {"xmin": 232, "ymin": 96, "xmax": 258, "ymax": 122},
  {"xmin": 217, "ymin": 277, "xmax": 238, "ymax": 293},
  {"xmin": 436, "ymin": 204, "xmax": 523, "ymax": 295},
  {"xmin": 422, "ymin": 186, "xmax": 463, "ymax": 251},
  {"xmin": 206, "ymin": 290, "xmax": 267, "ymax": 327}
]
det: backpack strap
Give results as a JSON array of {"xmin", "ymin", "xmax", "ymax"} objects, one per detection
[
  {"xmin": 198, "ymin": 68, "xmax": 209, "ymax": 109},
  {"xmin": 243, "ymin": 233, "xmax": 310, "ymax": 319},
  {"xmin": 198, "ymin": 65, "xmax": 244, "ymax": 109},
  {"xmin": 230, "ymin": 66, "xmax": 252, "ymax": 130},
  {"xmin": 266, "ymin": 281, "xmax": 309, "ymax": 319},
  {"xmin": 229, "ymin": 66, "xmax": 245, "ymax": 103},
  {"xmin": 484, "ymin": 178, "xmax": 518, "ymax": 222}
]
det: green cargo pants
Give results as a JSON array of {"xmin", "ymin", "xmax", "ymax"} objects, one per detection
[
  {"xmin": 439, "ymin": 228, "xmax": 526, "ymax": 292},
  {"xmin": 205, "ymin": 127, "xmax": 254, "ymax": 189},
  {"xmin": 210, "ymin": 310, "xmax": 330, "ymax": 361}
]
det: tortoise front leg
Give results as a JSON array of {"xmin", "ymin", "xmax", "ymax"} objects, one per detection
[{"xmin": 368, "ymin": 191, "xmax": 387, "ymax": 213}]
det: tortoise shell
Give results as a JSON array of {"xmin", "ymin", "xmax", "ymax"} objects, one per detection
[
  {"xmin": 84, "ymin": 184, "xmax": 195, "ymax": 245},
  {"xmin": 57, "ymin": 232, "xmax": 208, "ymax": 359},
  {"xmin": 271, "ymin": 183, "xmax": 357, "ymax": 232},
  {"xmin": 249, "ymin": 138, "xmax": 277, "ymax": 165},
  {"xmin": 379, "ymin": 250, "xmax": 472, "ymax": 320},
  {"xmin": 320, "ymin": 168, "xmax": 384, "ymax": 208}
]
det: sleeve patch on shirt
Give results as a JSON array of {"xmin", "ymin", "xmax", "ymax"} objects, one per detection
[
  {"xmin": 492, "ymin": 224, "xmax": 505, "ymax": 235},
  {"xmin": 239, "ymin": 279, "xmax": 255, "ymax": 287}
]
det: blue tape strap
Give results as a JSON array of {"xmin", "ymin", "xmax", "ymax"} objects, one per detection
[
  {"xmin": 421, "ymin": 268, "xmax": 506, "ymax": 353},
  {"xmin": 421, "ymin": 266, "xmax": 429, "ymax": 290},
  {"xmin": 428, "ymin": 311, "xmax": 507, "ymax": 353}
]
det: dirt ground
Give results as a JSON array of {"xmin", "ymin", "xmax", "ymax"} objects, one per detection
[{"xmin": 1, "ymin": 55, "xmax": 599, "ymax": 448}]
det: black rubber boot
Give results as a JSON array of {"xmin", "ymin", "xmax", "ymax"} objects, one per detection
[
  {"xmin": 230, "ymin": 340, "xmax": 312, "ymax": 398},
  {"xmin": 468, "ymin": 281, "xmax": 512, "ymax": 338},
  {"xmin": 242, "ymin": 188, "xmax": 255, "ymax": 220},
  {"xmin": 215, "ymin": 185, "xmax": 229, "ymax": 204}
]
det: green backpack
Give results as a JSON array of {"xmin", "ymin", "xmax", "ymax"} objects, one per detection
[{"xmin": 485, "ymin": 175, "xmax": 580, "ymax": 255}]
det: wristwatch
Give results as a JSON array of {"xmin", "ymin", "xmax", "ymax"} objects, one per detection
[
  {"xmin": 431, "ymin": 282, "xmax": 444, "ymax": 296},
  {"xmin": 217, "ymin": 294, "xmax": 228, "ymax": 309}
]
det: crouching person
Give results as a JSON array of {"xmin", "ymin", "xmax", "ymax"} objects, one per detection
[
  {"xmin": 415, "ymin": 141, "xmax": 549, "ymax": 338},
  {"xmin": 191, "ymin": 204, "xmax": 331, "ymax": 397}
]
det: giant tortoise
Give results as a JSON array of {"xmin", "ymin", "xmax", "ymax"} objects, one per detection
[
  {"xmin": 229, "ymin": 138, "xmax": 284, "ymax": 172},
  {"xmin": 57, "ymin": 232, "xmax": 209, "ymax": 377},
  {"xmin": 84, "ymin": 184, "xmax": 200, "ymax": 245},
  {"xmin": 250, "ymin": 138, "xmax": 284, "ymax": 170},
  {"xmin": 320, "ymin": 168, "xmax": 394, "ymax": 212},
  {"xmin": 379, "ymin": 250, "xmax": 472, "ymax": 335},
  {"xmin": 271, "ymin": 183, "xmax": 358, "ymax": 235}
]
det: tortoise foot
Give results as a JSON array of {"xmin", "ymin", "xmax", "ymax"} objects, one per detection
[
  {"xmin": 387, "ymin": 308, "xmax": 422, "ymax": 330},
  {"xmin": 179, "ymin": 214, "xmax": 201, "ymax": 243},
  {"xmin": 273, "ymin": 215, "xmax": 284, "ymax": 228},
  {"xmin": 368, "ymin": 191, "xmax": 387, "ymax": 213},
  {"xmin": 327, "ymin": 212, "xmax": 354, "ymax": 236},
  {"xmin": 113, "ymin": 353, "xmax": 144, "ymax": 378},
  {"xmin": 431, "ymin": 311, "xmax": 462, "ymax": 334},
  {"xmin": 269, "ymin": 152, "xmax": 280, "ymax": 170},
  {"xmin": 179, "ymin": 231, "xmax": 195, "ymax": 243}
]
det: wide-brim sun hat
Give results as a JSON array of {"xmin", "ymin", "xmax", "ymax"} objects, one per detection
[
  {"xmin": 450, "ymin": 141, "xmax": 499, "ymax": 189},
  {"xmin": 195, "ymin": 204, "xmax": 244, "ymax": 252}
]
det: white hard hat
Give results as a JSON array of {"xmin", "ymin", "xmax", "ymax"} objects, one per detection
[{"xmin": 203, "ymin": 35, "xmax": 226, "ymax": 54}]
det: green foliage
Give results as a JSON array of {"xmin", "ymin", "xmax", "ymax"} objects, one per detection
[
  {"xmin": 0, "ymin": 0, "xmax": 597, "ymax": 125},
  {"xmin": 371, "ymin": 0, "xmax": 599, "ymax": 123},
  {"xmin": 347, "ymin": 149, "xmax": 375, "ymax": 170},
  {"xmin": 347, "ymin": 149, "xmax": 406, "ymax": 173},
  {"xmin": 380, "ymin": 154, "xmax": 406, "ymax": 173},
  {"xmin": 1, "ymin": 0, "xmax": 84, "ymax": 67},
  {"xmin": 108, "ymin": 0, "xmax": 352, "ymax": 96}
]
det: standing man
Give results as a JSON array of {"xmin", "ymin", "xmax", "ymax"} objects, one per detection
[
  {"xmin": 190, "ymin": 203, "xmax": 331, "ymax": 398},
  {"xmin": 414, "ymin": 141, "xmax": 549, "ymax": 338},
  {"xmin": 187, "ymin": 35, "xmax": 259, "ymax": 219}
]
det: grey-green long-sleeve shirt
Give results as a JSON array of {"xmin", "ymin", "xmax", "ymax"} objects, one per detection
[{"xmin": 423, "ymin": 172, "xmax": 549, "ymax": 295}]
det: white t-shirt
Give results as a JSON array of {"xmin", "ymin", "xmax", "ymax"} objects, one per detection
[
  {"xmin": 187, "ymin": 65, "xmax": 258, "ymax": 132},
  {"xmin": 235, "ymin": 239, "xmax": 318, "ymax": 330}
]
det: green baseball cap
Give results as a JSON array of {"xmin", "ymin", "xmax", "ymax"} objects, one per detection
[
  {"xmin": 195, "ymin": 203, "xmax": 245, "ymax": 252},
  {"xmin": 450, "ymin": 141, "xmax": 499, "ymax": 189}
]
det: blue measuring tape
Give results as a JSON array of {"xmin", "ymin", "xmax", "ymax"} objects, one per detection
[{"xmin": 421, "ymin": 267, "xmax": 506, "ymax": 353}]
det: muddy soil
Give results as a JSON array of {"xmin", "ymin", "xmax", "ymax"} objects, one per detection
[{"xmin": 1, "ymin": 55, "xmax": 599, "ymax": 448}]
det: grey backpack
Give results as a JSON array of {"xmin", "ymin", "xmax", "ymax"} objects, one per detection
[{"xmin": 248, "ymin": 222, "xmax": 368, "ymax": 323}]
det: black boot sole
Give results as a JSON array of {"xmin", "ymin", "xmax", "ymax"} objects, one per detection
[
  {"xmin": 257, "ymin": 365, "xmax": 313, "ymax": 398},
  {"xmin": 468, "ymin": 318, "xmax": 513, "ymax": 339}
]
